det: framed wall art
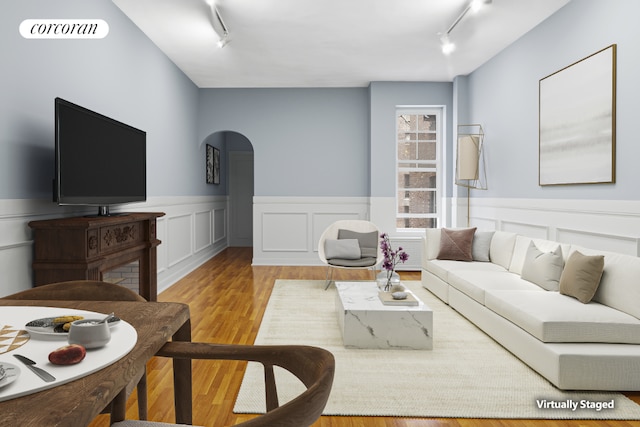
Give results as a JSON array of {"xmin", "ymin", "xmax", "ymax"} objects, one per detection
[
  {"xmin": 206, "ymin": 144, "xmax": 220, "ymax": 184},
  {"xmin": 539, "ymin": 44, "xmax": 616, "ymax": 186}
]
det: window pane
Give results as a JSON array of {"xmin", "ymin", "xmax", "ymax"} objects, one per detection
[
  {"xmin": 398, "ymin": 141, "xmax": 414, "ymax": 161},
  {"xmin": 397, "ymin": 190, "xmax": 437, "ymax": 213},
  {"xmin": 418, "ymin": 115, "xmax": 436, "ymax": 131},
  {"xmin": 396, "ymin": 217, "xmax": 437, "ymax": 229},
  {"xmin": 397, "ymin": 115, "xmax": 416, "ymax": 132},
  {"xmin": 418, "ymin": 141, "xmax": 436, "ymax": 160},
  {"xmin": 397, "ymin": 171, "xmax": 436, "ymax": 189}
]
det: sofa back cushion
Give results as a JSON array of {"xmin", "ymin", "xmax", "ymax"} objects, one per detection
[
  {"xmin": 423, "ymin": 228, "xmax": 442, "ymax": 261},
  {"xmin": 489, "ymin": 231, "xmax": 517, "ymax": 270},
  {"xmin": 508, "ymin": 235, "xmax": 570, "ymax": 276},
  {"xmin": 570, "ymin": 246, "xmax": 640, "ymax": 319}
]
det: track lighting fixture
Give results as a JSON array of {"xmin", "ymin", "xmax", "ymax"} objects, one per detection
[
  {"xmin": 207, "ymin": 1, "xmax": 230, "ymax": 48},
  {"xmin": 439, "ymin": 0, "xmax": 491, "ymax": 55}
]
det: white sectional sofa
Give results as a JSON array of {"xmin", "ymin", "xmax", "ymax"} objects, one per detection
[{"xmin": 421, "ymin": 227, "xmax": 640, "ymax": 391}]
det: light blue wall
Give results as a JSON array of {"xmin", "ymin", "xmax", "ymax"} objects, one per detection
[
  {"xmin": 465, "ymin": 0, "xmax": 640, "ymax": 200},
  {"xmin": 1, "ymin": 0, "xmax": 202, "ymax": 201},
  {"xmin": 198, "ymin": 88, "xmax": 370, "ymax": 197}
]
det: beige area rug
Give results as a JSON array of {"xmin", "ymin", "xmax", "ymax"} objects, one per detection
[{"xmin": 233, "ymin": 280, "xmax": 640, "ymax": 419}]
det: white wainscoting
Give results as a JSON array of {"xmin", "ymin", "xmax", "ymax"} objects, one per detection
[
  {"xmin": 464, "ymin": 198, "xmax": 640, "ymax": 256},
  {"xmin": 0, "ymin": 196, "xmax": 228, "ymax": 297},
  {"xmin": 252, "ymin": 197, "xmax": 371, "ymax": 265}
]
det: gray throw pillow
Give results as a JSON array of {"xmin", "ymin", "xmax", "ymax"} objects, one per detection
[
  {"xmin": 324, "ymin": 239, "xmax": 361, "ymax": 260},
  {"xmin": 472, "ymin": 231, "xmax": 494, "ymax": 262},
  {"xmin": 520, "ymin": 241, "xmax": 564, "ymax": 291},
  {"xmin": 338, "ymin": 229, "xmax": 378, "ymax": 258}
]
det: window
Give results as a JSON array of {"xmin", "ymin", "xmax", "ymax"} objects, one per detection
[{"xmin": 396, "ymin": 109, "xmax": 442, "ymax": 229}]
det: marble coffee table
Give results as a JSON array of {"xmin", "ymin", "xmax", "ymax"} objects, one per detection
[{"xmin": 334, "ymin": 281, "xmax": 433, "ymax": 350}]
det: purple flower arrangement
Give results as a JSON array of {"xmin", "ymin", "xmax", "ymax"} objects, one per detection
[{"xmin": 379, "ymin": 233, "xmax": 409, "ymax": 290}]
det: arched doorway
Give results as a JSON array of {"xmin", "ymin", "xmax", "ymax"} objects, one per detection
[{"xmin": 206, "ymin": 130, "xmax": 254, "ymax": 247}]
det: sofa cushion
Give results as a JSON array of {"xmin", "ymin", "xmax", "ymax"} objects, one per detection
[
  {"xmin": 521, "ymin": 242, "xmax": 564, "ymax": 291},
  {"xmin": 489, "ymin": 231, "xmax": 517, "ymax": 270},
  {"xmin": 328, "ymin": 257, "xmax": 377, "ymax": 267},
  {"xmin": 448, "ymin": 270, "xmax": 544, "ymax": 305},
  {"xmin": 437, "ymin": 227, "xmax": 476, "ymax": 261},
  {"xmin": 424, "ymin": 259, "xmax": 506, "ymax": 283},
  {"xmin": 559, "ymin": 250, "xmax": 604, "ymax": 303},
  {"xmin": 472, "ymin": 231, "xmax": 494, "ymax": 262},
  {"xmin": 570, "ymin": 246, "xmax": 640, "ymax": 320},
  {"xmin": 485, "ymin": 290, "xmax": 640, "ymax": 344},
  {"xmin": 324, "ymin": 239, "xmax": 361, "ymax": 260},
  {"xmin": 508, "ymin": 236, "xmax": 571, "ymax": 276}
]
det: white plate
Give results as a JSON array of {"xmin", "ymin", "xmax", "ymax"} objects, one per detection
[
  {"xmin": 25, "ymin": 316, "xmax": 121, "ymax": 338},
  {"xmin": 0, "ymin": 363, "xmax": 20, "ymax": 389}
]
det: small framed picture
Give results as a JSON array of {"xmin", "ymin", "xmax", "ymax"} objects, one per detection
[{"xmin": 206, "ymin": 144, "xmax": 220, "ymax": 184}]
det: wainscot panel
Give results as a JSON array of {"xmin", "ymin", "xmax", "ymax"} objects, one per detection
[
  {"xmin": 465, "ymin": 198, "xmax": 640, "ymax": 257},
  {"xmin": 252, "ymin": 197, "xmax": 370, "ymax": 266},
  {"xmin": 0, "ymin": 196, "xmax": 227, "ymax": 297}
]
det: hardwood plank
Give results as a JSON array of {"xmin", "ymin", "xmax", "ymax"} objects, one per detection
[{"xmin": 88, "ymin": 247, "xmax": 640, "ymax": 427}]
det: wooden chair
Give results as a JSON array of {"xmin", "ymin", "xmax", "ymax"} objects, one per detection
[
  {"xmin": 111, "ymin": 342, "xmax": 335, "ymax": 427},
  {"xmin": 2, "ymin": 280, "xmax": 149, "ymax": 422},
  {"xmin": 317, "ymin": 219, "xmax": 383, "ymax": 289}
]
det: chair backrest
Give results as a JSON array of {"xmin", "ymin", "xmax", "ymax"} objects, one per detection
[
  {"xmin": 317, "ymin": 220, "xmax": 381, "ymax": 263},
  {"xmin": 154, "ymin": 342, "xmax": 335, "ymax": 427},
  {"xmin": 2, "ymin": 280, "xmax": 146, "ymax": 302}
]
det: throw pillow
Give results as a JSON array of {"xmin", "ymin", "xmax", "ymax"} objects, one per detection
[
  {"xmin": 338, "ymin": 229, "xmax": 378, "ymax": 258},
  {"xmin": 324, "ymin": 239, "xmax": 361, "ymax": 260},
  {"xmin": 520, "ymin": 241, "xmax": 564, "ymax": 291},
  {"xmin": 559, "ymin": 250, "xmax": 605, "ymax": 303},
  {"xmin": 472, "ymin": 231, "xmax": 494, "ymax": 262},
  {"xmin": 437, "ymin": 227, "xmax": 476, "ymax": 261}
]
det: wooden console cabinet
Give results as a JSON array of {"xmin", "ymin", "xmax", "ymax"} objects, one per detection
[{"xmin": 28, "ymin": 212, "xmax": 164, "ymax": 301}]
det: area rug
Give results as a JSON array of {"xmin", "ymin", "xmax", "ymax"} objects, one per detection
[{"xmin": 233, "ymin": 280, "xmax": 640, "ymax": 419}]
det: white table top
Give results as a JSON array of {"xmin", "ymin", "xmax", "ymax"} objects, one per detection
[
  {"xmin": 335, "ymin": 281, "xmax": 431, "ymax": 312},
  {"xmin": 0, "ymin": 306, "xmax": 137, "ymax": 402}
]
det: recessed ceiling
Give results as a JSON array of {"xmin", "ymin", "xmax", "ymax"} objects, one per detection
[{"xmin": 112, "ymin": 0, "xmax": 570, "ymax": 88}]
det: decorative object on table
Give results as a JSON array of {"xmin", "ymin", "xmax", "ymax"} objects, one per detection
[
  {"xmin": 68, "ymin": 319, "xmax": 111, "ymax": 349},
  {"xmin": 24, "ymin": 315, "xmax": 120, "ymax": 337},
  {"xmin": 455, "ymin": 124, "xmax": 487, "ymax": 226},
  {"xmin": 0, "ymin": 363, "xmax": 20, "ymax": 389},
  {"xmin": 377, "ymin": 233, "xmax": 409, "ymax": 291},
  {"xmin": 377, "ymin": 290, "xmax": 419, "ymax": 307},
  {"xmin": 48, "ymin": 344, "xmax": 87, "ymax": 365},
  {"xmin": 539, "ymin": 44, "xmax": 616, "ymax": 186},
  {"xmin": 0, "ymin": 325, "xmax": 30, "ymax": 354}
]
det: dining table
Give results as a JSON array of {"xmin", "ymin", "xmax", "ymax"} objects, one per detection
[{"xmin": 0, "ymin": 298, "xmax": 192, "ymax": 427}]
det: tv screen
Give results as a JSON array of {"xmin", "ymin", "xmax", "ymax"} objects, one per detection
[{"xmin": 54, "ymin": 97, "xmax": 146, "ymax": 215}]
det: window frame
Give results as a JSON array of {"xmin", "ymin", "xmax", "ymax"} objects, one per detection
[{"xmin": 395, "ymin": 107, "xmax": 443, "ymax": 231}]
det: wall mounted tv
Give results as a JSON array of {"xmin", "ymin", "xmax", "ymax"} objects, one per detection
[{"xmin": 54, "ymin": 97, "xmax": 146, "ymax": 216}]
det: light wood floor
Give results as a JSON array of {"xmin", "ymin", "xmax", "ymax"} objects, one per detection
[{"xmin": 89, "ymin": 247, "xmax": 640, "ymax": 427}]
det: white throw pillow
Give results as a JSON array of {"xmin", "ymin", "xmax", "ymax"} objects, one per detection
[
  {"xmin": 521, "ymin": 241, "xmax": 564, "ymax": 291},
  {"xmin": 324, "ymin": 239, "xmax": 361, "ymax": 260}
]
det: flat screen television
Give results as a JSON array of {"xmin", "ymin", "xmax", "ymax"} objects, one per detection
[{"xmin": 54, "ymin": 97, "xmax": 146, "ymax": 216}]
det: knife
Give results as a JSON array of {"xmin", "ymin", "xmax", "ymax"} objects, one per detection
[{"xmin": 13, "ymin": 354, "xmax": 56, "ymax": 382}]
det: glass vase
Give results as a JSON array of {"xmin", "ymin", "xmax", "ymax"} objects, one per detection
[{"xmin": 376, "ymin": 270, "xmax": 401, "ymax": 292}]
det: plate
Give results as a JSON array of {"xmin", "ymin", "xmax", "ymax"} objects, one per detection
[
  {"xmin": 0, "ymin": 362, "xmax": 20, "ymax": 389},
  {"xmin": 25, "ymin": 315, "xmax": 121, "ymax": 337}
]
